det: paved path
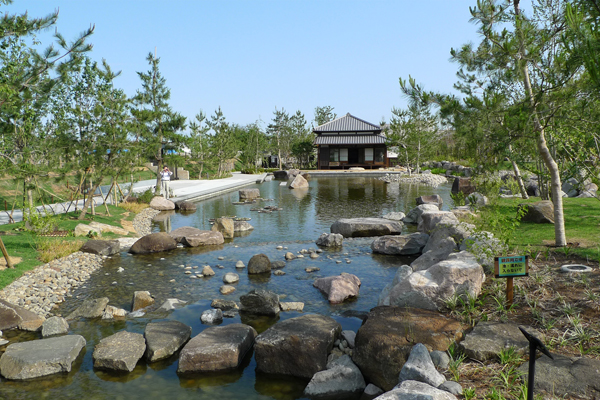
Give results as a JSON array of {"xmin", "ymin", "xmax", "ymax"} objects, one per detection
[{"xmin": 0, "ymin": 172, "xmax": 267, "ymax": 226}]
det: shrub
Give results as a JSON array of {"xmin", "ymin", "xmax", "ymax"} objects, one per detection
[
  {"xmin": 23, "ymin": 205, "xmax": 58, "ymax": 235},
  {"xmin": 430, "ymin": 168, "xmax": 446, "ymax": 175},
  {"xmin": 136, "ymin": 188, "xmax": 154, "ymax": 204},
  {"xmin": 120, "ymin": 202, "xmax": 148, "ymax": 214},
  {"xmin": 37, "ymin": 238, "xmax": 85, "ymax": 263}
]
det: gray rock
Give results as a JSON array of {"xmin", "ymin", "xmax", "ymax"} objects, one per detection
[
  {"xmin": 93, "ymin": 331, "xmax": 146, "ymax": 372},
  {"xmin": 0, "ymin": 299, "xmax": 45, "ymax": 331},
  {"xmin": 174, "ymin": 200, "xmax": 197, "ymax": 211},
  {"xmin": 41, "ymin": 316, "xmax": 69, "ymax": 337},
  {"xmin": 149, "ymin": 196, "xmax": 175, "ymax": 210},
  {"xmin": 144, "ymin": 321, "xmax": 192, "ymax": 362},
  {"xmin": 316, "ymin": 232, "xmax": 344, "ymax": 247},
  {"xmin": 416, "ymin": 194, "xmax": 443, "ymax": 209},
  {"xmin": 342, "ymin": 330, "xmax": 356, "ymax": 348},
  {"xmin": 271, "ymin": 261, "xmax": 286, "ymax": 269},
  {"xmin": 430, "ymin": 351, "xmax": 450, "ymax": 369},
  {"xmin": 255, "ymin": 314, "xmax": 341, "ymax": 379},
  {"xmin": 382, "ymin": 212, "xmax": 406, "ymax": 221},
  {"xmin": 399, "ymin": 343, "xmax": 446, "ymax": 387},
  {"xmin": 284, "ymin": 252, "xmax": 296, "ymax": 260},
  {"xmin": 289, "ymin": 174, "xmax": 309, "ymax": 189},
  {"xmin": 379, "ymin": 265, "xmax": 414, "ymax": 306},
  {"xmin": 247, "ymin": 253, "xmax": 271, "ymax": 274},
  {"xmin": 304, "ymin": 354, "xmax": 366, "ymax": 397},
  {"xmin": 403, "ymin": 204, "xmax": 439, "ymax": 225},
  {"xmin": 331, "ymin": 218, "xmax": 403, "ymax": 238},
  {"xmin": 0, "ymin": 335, "xmax": 86, "ymax": 380},
  {"xmin": 458, "ymin": 322, "xmax": 542, "ymax": 362},
  {"xmin": 132, "ymin": 290, "xmax": 154, "ymax": 312},
  {"xmin": 364, "ymin": 383, "xmax": 384, "ymax": 397},
  {"xmin": 211, "ymin": 299, "xmax": 239, "ymax": 311},
  {"xmin": 158, "ymin": 298, "xmax": 187, "ymax": 311},
  {"xmin": 375, "ymin": 380, "xmax": 457, "ymax": 400},
  {"xmin": 102, "ymin": 305, "xmax": 128, "ymax": 319},
  {"xmin": 279, "ymin": 302, "xmax": 304, "ymax": 312},
  {"xmin": 410, "ymin": 238, "xmax": 458, "ymax": 272},
  {"xmin": 202, "ymin": 265, "xmax": 216, "ymax": 276},
  {"xmin": 240, "ymin": 289, "xmax": 280, "ymax": 316},
  {"xmin": 313, "ymin": 274, "xmax": 361, "ymax": 304},
  {"xmin": 417, "ymin": 211, "xmax": 459, "ymax": 234},
  {"xmin": 233, "ymin": 220, "xmax": 254, "ymax": 232},
  {"xmin": 439, "ymin": 381, "xmax": 463, "ymax": 396},
  {"xmin": 67, "ymin": 297, "xmax": 109, "ymax": 320},
  {"xmin": 519, "ymin": 201, "xmax": 554, "ymax": 224},
  {"xmin": 211, "ymin": 218, "xmax": 235, "ymax": 239},
  {"xmin": 371, "ymin": 233, "xmax": 429, "ymax": 255},
  {"xmin": 235, "ymin": 260, "xmax": 245, "ymax": 268},
  {"xmin": 80, "ymin": 239, "xmax": 120, "ymax": 256},
  {"xmin": 465, "ymin": 192, "xmax": 488, "ymax": 207},
  {"xmin": 239, "ymin": 188, "xmax": 260, "ymax": 201},
  {"xmin": 223, "ymin": 272, "xmax": 239, "ymax": 284},
  {"xmin": 517, "ymin": 353, "xmax": 600, "ymax": 399},
  {"xmin": 201, "ymin": 309, "xmax": 223, "ymax": 325},
  {"xmin": 169, "ymin": 226, "xmax": 224, "ymax": 247},
  {"xmin": 177, "ymin": 323, "xmax": 257, "ymax": 373}
]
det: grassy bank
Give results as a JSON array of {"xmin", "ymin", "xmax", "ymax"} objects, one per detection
[{"xmin": 0, "ymin": 204, "xmax": 139, "ymax": 289}]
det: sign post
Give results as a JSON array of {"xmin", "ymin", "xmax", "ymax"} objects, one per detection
[{"xmin": 494, "ymin": 255, "xmax": 529, "ymax": 307}]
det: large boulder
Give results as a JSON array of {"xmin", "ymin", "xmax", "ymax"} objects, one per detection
[
  {"xmin": 303, "ymin": 354, "xmax": 366, "ymax": 398},
  {"xmin": 239, "ymin": 188, "xmax": 260, "ymax": 201},
  {"xmin": 0, "ymin": 335, "xmax": 86, "ymax": 380},
  {"xmin": 211, "ymin": 218, "xmax": 235, "ymax": 239},
  {"xmin": 403, "ymin": 204, "xmax": 439, "ymax": 225},
  {"xmin": 239, "ymin": 289, "xmax": 280, "ymax": 316},
  {"xmin": 371, "ymin": 233, "xmax": 429, "ymax": 255},
  {"xmin": 67, "ymin": 297, "xmax": 109, "ymax": 320},
  {"xmin": 177, "ymin": 324, "xmax": 257, "ymax": 373},
  {"xmin": 289, "ymin": 174, "xmax": 309, "ymax": 189},
  {"xmin": 379, "ymin": 265, "xmax": 414, "ymax": 306},
  {"xmin": 174, "ymin": 200, "xmax": 197, "ymax": 211},
  {"xmin": 519, "ymin": 201, "xmax": 554, "ymax": 223},
  {"xmin": 0, "ymin": 299, "xmax": 45, "ymax": 331},
  {"xmin": 517, "ymin": 353, "xmax": 600, "ymax": 399},
  {"xmin": 74, "ymin": 223, "xmax": 102, "ymax": 238},
  {"xmin": 255, "ymin": 314, "xmax": 341, "ymax": 379},
  {"xmin": 388, "ymin": 252, "xmax": 485, "ymax": 311},
  {"xmin": 331, "ymin": 218, "xmax": 403, "ymax": 238},
  {"xmin": 316, "ymin": 232, "xmax": 344, "ymax": 247},
  {"xmin": 93, "ymin": 331, "xmax": 146, "ymax": 372},
  {"xmin": 416, "ymin": 194, "xmax": 443, "ymax": 209},
  {"xmin": 247, "ymin": 253, "xmax": 271, "ymax": 274},
  {"xmin": 382, "ymin": 212, "xmax": 406, "ymax": 221},
  {"xmin": 352, "ymin": 306, "xmax": 464, "ymax": 391},
  {"xmin": 149, "ymin": 196, "xmax": 175, "ymax": 211},
  {"xmin": 144, "ymin": 321, "xmax": 192, "ymax": 362},
  {"xmin": 129, "ymin": 232, "xmax": 177, "ymax": 254},
  {"xmin": 410, "ymin": 238, "xmax": 459, "ymax": 272},
  {"xmin": 313, "ymin": 273, "xmax": 361, "ymax": 304},
  {"xmin": 169, "ymin": 226, "xmax": 224, "ymax": 247},
  {"xmin": 458, "ymin": 322, "xmax": 542, "ymax": 362},
  {"xmin": 80, "ymin": 239, "xmax": 121, "ymax": 256},
  {"xmin": 417, "ymin": 211, "xmax": 459, "ymax": 234}
]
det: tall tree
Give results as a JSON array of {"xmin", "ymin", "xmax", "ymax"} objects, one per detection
[
  {"xmin": 132, "ymin": 52, "xmax": 186, "ymax": 194},
  {"xmin": 206, "ymin": 107, "xmax": 237, "ymax": 177},
  {"xmin": 313, "ymin": 105, "xmax": 336, "ymax": 127},
  {"xmin": 266, "ymin": 108, "xmax": 291, "ymax": 170},
  {"xmin": 188, "ymin": 110, "xmax": 211, "ymax": 178}
]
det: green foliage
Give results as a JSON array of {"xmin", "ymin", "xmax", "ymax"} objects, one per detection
[
  {"xmin": 136, "ymin": 188, "xmax": 154, "ymax": 204},
  {"xmin": 430, "ymin": 168, "xmax": 446, "ymax": 175},
  {"xmin": 313, "ymin": 105, "xmax": 336, "ymax": 127},
  {"xmin": 450, "ymin": 191, "xmax": 466, "ymax": 207},
  {"xmin": 22, "ymin": 204, "xmax": 57, "ymax": 235}
]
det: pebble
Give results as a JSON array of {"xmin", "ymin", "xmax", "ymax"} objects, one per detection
[
  {"xmin": 274, "ymin": 270, "xmax": 286, "ymax": 276},
  {"xmin": 117, "ymin": 267, "xmax": 124, "ymax": 273},
  {"xmin": 276, "ymin": 246, "xmax": 283, "ymax": 250},
  {"xmin": 336, "ymin": 260, "xmax": 342, "ymax": 264},
  {"xmin": 217, "ymin": 256, "xmax": 225, "ymax": 260},
  {"xmin": 305, "ymin": 267, "xmax": 320, "ymax": 273}
]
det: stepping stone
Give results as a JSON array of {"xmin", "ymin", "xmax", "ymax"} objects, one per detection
[
  {"xmin": 93, "ymin": 331, "xmax": 146, "ymax": 372},
  {"xmin": 144, "ymin": 321, "xmax": 192, "ymax": 362},
  {"xmin": 0, "ymin": 335, "xmax": 86, "ymax": 380},
  {"xmin": 177, "ymin": 324, "xmax": 257, "ymax": 373}
]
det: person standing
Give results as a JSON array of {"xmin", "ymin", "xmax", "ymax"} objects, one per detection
[{"xmin": 160, "ymin": 166, "xmax": 173, "ymax": 199}]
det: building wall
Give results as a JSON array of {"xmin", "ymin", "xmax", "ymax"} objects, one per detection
[{"xmin": 317, "ymin": 145, "xmax": 387, "ymax": 169}]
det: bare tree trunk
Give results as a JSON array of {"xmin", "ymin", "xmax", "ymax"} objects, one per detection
[
  {"xmin": 0, "ymin": 237, "xmax": 14, "ymax": 269},
  {"xmin": 508, "ymin": 145, "xmax": 528, "ymax": 199},
  {"xmin": 78, "ymin": 178, "xmax": 103, "ymax": 220}
]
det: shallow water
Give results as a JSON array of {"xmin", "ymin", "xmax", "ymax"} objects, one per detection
[{"xmin": 0, "ymin": 176, "xmax": 452, "ymax": 400}]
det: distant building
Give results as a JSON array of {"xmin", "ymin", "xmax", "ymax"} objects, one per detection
[{"xmin": 313, "ymin": 113, "xmax": 387, "ymax": 169}]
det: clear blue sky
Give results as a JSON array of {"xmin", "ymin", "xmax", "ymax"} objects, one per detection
[{"xmin": 6, "ymin": 1, "xmax": 519, "ymax": 129}]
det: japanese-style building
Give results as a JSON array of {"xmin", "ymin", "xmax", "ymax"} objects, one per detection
[{"xmin": 313, "ymin": 113, "xmax": 388, "ymax": 169}]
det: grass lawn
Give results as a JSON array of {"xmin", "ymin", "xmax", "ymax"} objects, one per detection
[
  {"xmin": 491, "ymin": 197, "xmax": 600, "ymax": 262},
  {"xmin": 0, "ymin": 204, "xmax": 138, "ymax": 289}
]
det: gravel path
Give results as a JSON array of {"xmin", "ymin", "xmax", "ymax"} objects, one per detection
[{"xmin": 0, "ymin": 206, "xmax": 161, "ymax": 318}]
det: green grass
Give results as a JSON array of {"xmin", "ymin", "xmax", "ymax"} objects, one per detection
[
  {"xmin": 494, "ymin": 197, "xmax": 600, "ymax": 261},
  {"xmin": 0, "ymin": 205, "xmax": 136, "ymax": 289}
]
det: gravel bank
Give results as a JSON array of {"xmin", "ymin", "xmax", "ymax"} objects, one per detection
[
  {"xmin": 379, "ymin": 173, "xmax": 449, "ymax": 186},
  {"xmin": 0, "ymin": 206, "xmax": 161, "ymax": 318}
]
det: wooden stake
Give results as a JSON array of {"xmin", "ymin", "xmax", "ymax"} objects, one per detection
[
  {"xmin": 0, "ymin": 237, "xmax": 14, "ymax": 269},
  {"xmin": 506, "ymin": 277, "xmax": 514, "ymax": 308},
  {"xmin": 98, "ymin": 185, "xmax": 111, "ymax": 217}
]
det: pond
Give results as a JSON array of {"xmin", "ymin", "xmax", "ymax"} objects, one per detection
[{"xmin": 0, "ymin": 176, "xmax": 452, "ymax": 400}]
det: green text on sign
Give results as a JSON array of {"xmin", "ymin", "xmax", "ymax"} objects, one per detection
[{"xmin": 495, "ymin": 255, "xmax": 529, "ymax": 278}]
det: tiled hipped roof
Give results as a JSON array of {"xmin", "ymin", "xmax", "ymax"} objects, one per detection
[
  {"xmin": 314, "ymin": 135, "xmax": 387, "ymax": 145},
  {"xmin": 313, "ymin": 113, "xmax": 381, "ymax": 133}
]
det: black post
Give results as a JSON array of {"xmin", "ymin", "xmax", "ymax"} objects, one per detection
[{"xmin": 519, "ymin": 326, "xmax": 553, "ymax": 400}]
